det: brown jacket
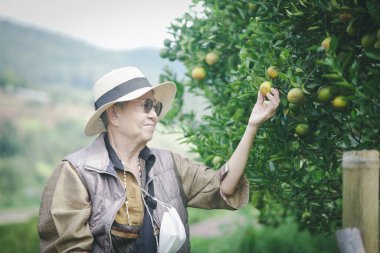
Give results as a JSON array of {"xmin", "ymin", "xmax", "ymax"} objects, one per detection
[{"xmin": 38, "ymin": 134, "xmax": 249, "ymax": 253}]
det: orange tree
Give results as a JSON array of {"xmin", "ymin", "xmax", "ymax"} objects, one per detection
[{"xmin": 160, "ymin": 0, "xmax": 380, "ymax": 233}]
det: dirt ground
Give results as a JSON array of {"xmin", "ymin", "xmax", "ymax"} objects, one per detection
[
  {"xmin": 190, "ymin": 212, "xmax": 253, "ymax": 237},
  {"xmin": 0, "ymin": 208, "xmax": 38, "ymax": 225}
]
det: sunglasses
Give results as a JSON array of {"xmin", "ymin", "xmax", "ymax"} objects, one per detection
[{"xmin": 132, "ymin": 98, "xmax": 163, "ymax": 116}]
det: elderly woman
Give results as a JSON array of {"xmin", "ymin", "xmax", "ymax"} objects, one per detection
[{"xmin": 38, "ymin": 66, "xmax": 280, "ymax": 253}]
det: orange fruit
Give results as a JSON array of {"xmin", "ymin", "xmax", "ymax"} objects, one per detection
[
  {"xmin": 159, "ymin": 48, "xmax": 169, "ymax": 58},
  {"xmin": 205, "ymin": 51, "xmax": 219, "ymax": 65},
  {"xmin": 332, "ymin": 96, "xmax": 348, "ymax": 109},
  {"xmin": 317, "ymin": 86, "xmax": 334, "ymax": 103},
  {"xmin": 287, "ymin": 88, "xmax": 305, "ymax": 104},
  {"xmin": 302, "ymin": 211, "xmax": 311, "ymax": 220},
  {"xmin": 260, "ymin": 81, "xmax": 272, "ymax": 96},
  {"xmin": 248, "ymin": 3, "xmax": 258, "ymax": 12},
  {"xmin": 163, "ymin": 39, "xmax": 171, "ymax": 47},
  {"xmin": 212, "ymin": 156, "xmax": 223, "ymax": 167},
  {"xmin": 191, "ymin": 67, "xmax": 206, "ymax": 81},
  {"xmin": 321, "ymin": 37, "xmax": 331, "ymax": 51},
  {"xmin": 288, "ymin": 103, "xmax": 300, "ymax": 112},
  {"xmin": 374, "ymin": 41, "xmax": 380, "ymax": 50},
  {"xmin": 361, "ymin": 34, "xmax": 376, "ymax": 49},
  {"xmin": 339, "ymin": 13, "xmax": 352, "ymax": 22},
  {"xmin": 267, "ymin": 66, "xmax": 279, "ymax": 79},
  {"xmin": 295, "ymin": 123, "xmax": 310, "ymax": 137},
  {"xmin": 176, "ymin": 51, "xmax": 186, "ymax": 61}
]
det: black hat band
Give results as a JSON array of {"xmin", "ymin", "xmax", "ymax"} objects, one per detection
[{"xmin": 94, "ymin": 77, "xmax": 151, "ymax": 110}]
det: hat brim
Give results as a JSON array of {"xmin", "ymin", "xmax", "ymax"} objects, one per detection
[{"xmin": 84, "ymin": 81, "xmax": 176, "ymax": 136}]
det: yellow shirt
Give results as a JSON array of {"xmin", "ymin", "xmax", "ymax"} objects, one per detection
[{"xmin": 111, "ymin": 168, "xmax": 144, "ymax": 239}]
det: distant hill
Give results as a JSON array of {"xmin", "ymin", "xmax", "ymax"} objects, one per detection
[{"xmin": 0, "ymin": 18, "xmax": 185, "ymax": 88}]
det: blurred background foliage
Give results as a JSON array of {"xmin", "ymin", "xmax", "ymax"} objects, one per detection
[
  {"xmin": 0, "ymin": 18, "xmax": 185, "ymax": 210},
  {"xmin": 160, "ymin": 0, "xmax": 380, "ymax": 235}
]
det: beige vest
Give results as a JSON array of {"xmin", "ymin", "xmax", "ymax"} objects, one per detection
[{"xmin": 65, "ymin": 134, "xmax": 190, "ymax": 253}]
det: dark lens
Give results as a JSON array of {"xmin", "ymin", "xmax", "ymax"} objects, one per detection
[
  {"xmin": 155, "ymin": 102, "xmax": 163, "ymax": 116},
  {"xmin": 144, "ymin": 99, "xmax": 153, "ymax": 113}
]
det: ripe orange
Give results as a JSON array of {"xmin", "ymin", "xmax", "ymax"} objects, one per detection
[
  {"xmin": 287, "ymin": 88, "xmax": 305, "ymax": 104},
  {"xmin": 260, "ymin": 81, "xmax": 272, "ymax": 96},
  {"xmin": 267, "ymin": 66, "xmax": 279, "ymax": 79},
  {"xmin": 205, "ymin": 51, "xmax": 219, "ymax": 65},
  {"xmin": 295, "ymin": 123, "xmax": 310, "ymax": 137},
  {"xmin": 332, "ymin": 96, "xmax": 348, "ymax": 109},
  {"xmin": 321, "ymin": 37, "xmax": 331, "ymax": 51},
  {"xmin": 191, "ymin": 67, "xmax": 206, "ymax": 81},
  {"xmin": 317, "ymin": 86, "xmax": 334, "ymax": 103}
]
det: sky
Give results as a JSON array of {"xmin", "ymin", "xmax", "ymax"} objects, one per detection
[{"xmin": 0, "ymin": 0, "xmax": 194, "ymax": 49}]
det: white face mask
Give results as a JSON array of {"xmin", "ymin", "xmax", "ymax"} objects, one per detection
[
  {"xmin": 141, "ymin": 188, "xmax": 186, "ymax": 253},
  {"xmin": 158, "ymin": 206, "xmax": 186, "ymax": 253}
]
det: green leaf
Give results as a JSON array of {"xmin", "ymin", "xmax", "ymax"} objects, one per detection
[{"xmin": 364, "ymin": 49, "xmax": 380, "ymax": 61}]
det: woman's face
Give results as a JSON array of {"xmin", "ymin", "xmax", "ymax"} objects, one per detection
[{"xmin": 114, "ymin": 91, "xmax": 159, "ymax": 143}]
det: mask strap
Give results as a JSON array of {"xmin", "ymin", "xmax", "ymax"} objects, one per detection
[
  {"xmin": 141, "ymin": 190, "xmax": 159, "ymax": 249},
  {"xmin": 141, "ymin": 188, "xmax": 172, "ymax": 210}
]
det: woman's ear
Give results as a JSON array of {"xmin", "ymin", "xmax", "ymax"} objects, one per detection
[{"xmin": 106, "ymin": 105, "xmax": 121, "ymax": 127}]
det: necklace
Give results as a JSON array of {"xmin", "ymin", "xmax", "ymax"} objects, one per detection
[{"xmin": 122, "ymin": 158, "xmax": 141, "ymax": 226}]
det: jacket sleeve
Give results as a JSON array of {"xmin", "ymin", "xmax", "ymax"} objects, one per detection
[
  {"xmin": 171, "ymin": 152, "xmax": 249, "ymax": 210},
  {"xmin": 38, "ymin": 161, "xmax": 93, "ymax": 253}
]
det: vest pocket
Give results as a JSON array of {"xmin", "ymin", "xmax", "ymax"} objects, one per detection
[{"xmin": 154, "ymin": 169, "xmax": 181, "ymax": 202}]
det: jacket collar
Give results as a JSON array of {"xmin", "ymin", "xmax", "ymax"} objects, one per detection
[{"xmin": 84, "ymin": 133, "xmax": 156, "ymax": 175}]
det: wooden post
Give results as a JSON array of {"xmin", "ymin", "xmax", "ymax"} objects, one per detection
[
  {"xmin": 336, "ymin": 228, "xmax": 366, "ymax": 253},
  {"xmin": 342, "ymin": 150, "xmax": 379, "ymax": 253}
]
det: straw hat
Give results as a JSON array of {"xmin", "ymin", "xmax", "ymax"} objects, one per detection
[{"xmin": 84, "ymin": 66, "xmax": 176, "ymax": 136}]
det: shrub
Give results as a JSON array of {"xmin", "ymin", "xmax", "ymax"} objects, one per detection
[{"xmin": 161, "ymin": 0, "xmax": 380, "ymax": 233}]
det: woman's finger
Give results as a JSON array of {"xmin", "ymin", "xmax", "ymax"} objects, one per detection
[
  {"xmin": 266, "ymin": 88, "xmax": 280, "ymax": 108},
  {"xmin": 256, "ymin": 90, "xmax": 265, "ymax": 105},
  {"xmin": 265, "ymin": 93, "xmax": 278, "ymax": 108},
  {"xmin": 271, "ymin": 88, "xmax": 280, "ymax": 104}
]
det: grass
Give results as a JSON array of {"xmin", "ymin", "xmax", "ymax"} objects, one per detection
[
  {"xmin": 0, "ymin": 216, "xmax": 39, "ymax": 253},
  {"xmin": 190, "ymin": 214, "xmax": 339, "ymax": 253}
]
